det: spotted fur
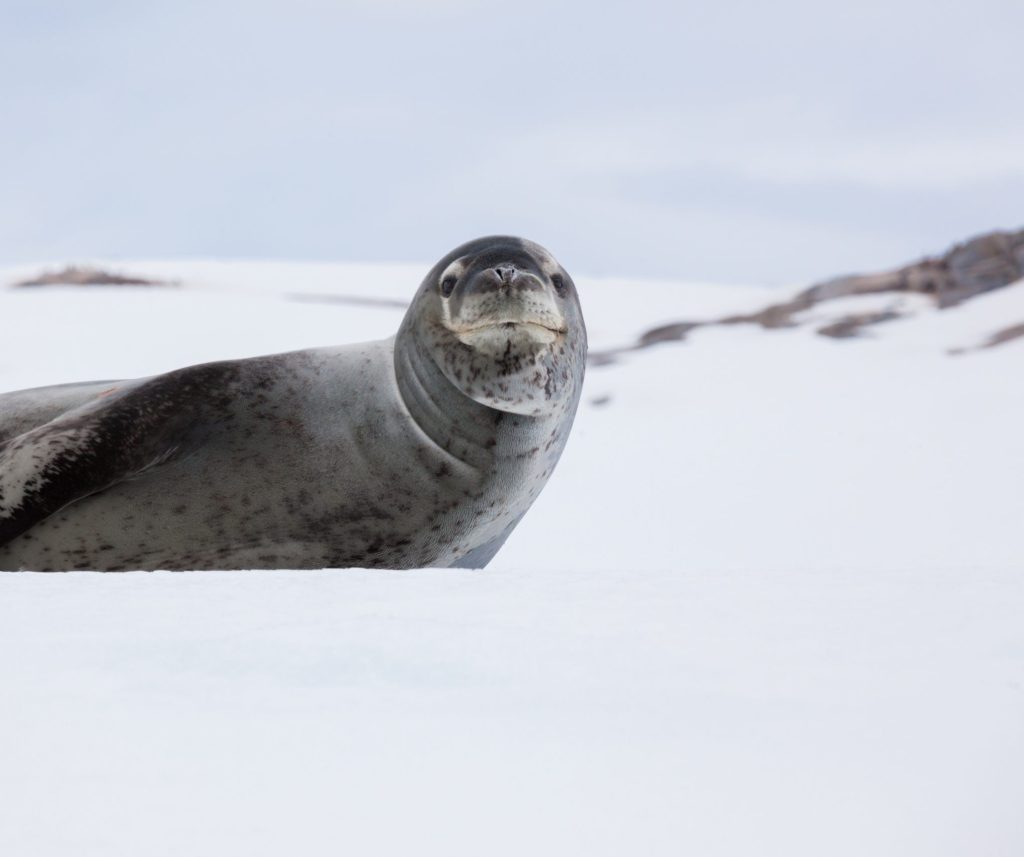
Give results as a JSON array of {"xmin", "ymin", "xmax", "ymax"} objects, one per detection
[{"xmin": 0, "ymin": 236, "xmax": 586, "ymax": 571}]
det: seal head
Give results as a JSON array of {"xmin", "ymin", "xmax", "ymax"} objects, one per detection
[{"xmin": 398, "ymin": 236, "xmax": 586, "ymax": 416}]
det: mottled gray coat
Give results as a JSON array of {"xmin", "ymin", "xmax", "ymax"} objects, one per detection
[{"xmin": 0, "ymin": 236, "xmax": 586, "ymax": 571}]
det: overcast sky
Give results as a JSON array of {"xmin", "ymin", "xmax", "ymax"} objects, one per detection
[{"xmin": 2, "ymin": 0, "xmax": 1022, "ymax": 284}]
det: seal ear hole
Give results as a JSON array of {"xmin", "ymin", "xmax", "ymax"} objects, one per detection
[
  {"xmin": 551, "ymin": 273, "xmax": 567, "ymax": 296},
  {"xmin": 440, "ymin": 275, "xmax": 457, "ymax": 297}
]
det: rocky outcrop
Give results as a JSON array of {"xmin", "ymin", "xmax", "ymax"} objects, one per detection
[
  {"xmin": 806, "ymin": 228, "xmax": 1024, "ymax": 310},
  {"xmin": 13, "ymin": 265, "xmax": 172, "ymax": 288},
  {"xmin": 815, "ymin": 309, "xmax": 903, "ymax": 340},
  {"xmin": 591, "ymin": 226, "xmax": 1024, "ymax": 363}
]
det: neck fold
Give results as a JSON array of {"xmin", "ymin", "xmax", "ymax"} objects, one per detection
[{"xmin": 394, "ymin": 332, "xmax": 506, "ymax": 472}]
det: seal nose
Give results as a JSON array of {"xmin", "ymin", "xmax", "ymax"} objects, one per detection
[{"xmin": 494, "ymin": 265, "xmax": 517, "ymax": 285}]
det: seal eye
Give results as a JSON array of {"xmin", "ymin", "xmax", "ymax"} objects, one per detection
[
  {"xmin": 440, "ymin": 275, "xmax": 457, "ymax": 297},
  {"xmin": 551, "ymin": 273, "xmax": 567, "ymax": 296}
]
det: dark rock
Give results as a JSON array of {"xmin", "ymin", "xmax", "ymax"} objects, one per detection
[
  {"xmin": 808, "ymin": 228, "xmax": 1024, "ymax": 309},
  {"xmin": 14, "ymin": 265, "xmax": 172, "ymax": 288},
  {"xmin": 816, "ymin": 309, "xmax": 903, "ymax": 340},
  {"xmin": 637, "ymin": 321, "xmax": 701, "ymax": 346},
  {"xmin": 950, "ymin": 320, "xmax": 1024, "ymax": 355},
  {"xmin": 588, "ymin": 226, "xmax": 1024, "ymax": 365}
]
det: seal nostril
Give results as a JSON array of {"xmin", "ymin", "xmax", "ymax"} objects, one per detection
[{"xmin": 494, "ymin": 266, "xmax": 516, "ymax": 285}]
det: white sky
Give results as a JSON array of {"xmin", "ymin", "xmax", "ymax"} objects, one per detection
[{"xmin": 1, "ymin": 0, "xmax": 1022, "ymax": 283}]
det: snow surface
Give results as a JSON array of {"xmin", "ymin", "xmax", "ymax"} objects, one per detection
[{"xmin": 1, "ymin": 261, "xmax": 1022, "ymax": 855}]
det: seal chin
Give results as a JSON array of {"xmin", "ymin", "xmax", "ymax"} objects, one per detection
[{"xmin": 454, "ymin": 321, "xmax": 561, "ymax": 349}]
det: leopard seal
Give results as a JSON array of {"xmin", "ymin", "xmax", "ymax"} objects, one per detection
[{"xmin": 0, "ymin": 236, "xmax": 586, "ymax": 571}]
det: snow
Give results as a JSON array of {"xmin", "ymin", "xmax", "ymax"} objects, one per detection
[
  {"xmin": 2, "ymin": 568, "xmax": 1022, "ymax": 856},
  {"xmin": 1, "ymin": 261, "xmax": 1023, "ymax": 855}
]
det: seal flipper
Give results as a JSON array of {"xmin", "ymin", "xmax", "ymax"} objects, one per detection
[
  {"xmin": 0, "ymin": 379, "xmax": 124, "ymax": 445},
  {"xmin": 0, "ymin": 362, "xmax": 240, "ymax": 550}
]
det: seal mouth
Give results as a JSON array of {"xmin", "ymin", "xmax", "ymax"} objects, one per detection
[
  {"xmin": 451, "ymin": 319, "xmax": 565, "ymax": 347},
  {"xmin": 455, "ymin": 320, "xmax": 566, "ymax": 335}
]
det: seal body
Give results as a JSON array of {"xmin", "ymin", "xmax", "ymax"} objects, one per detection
[{"xmin": 0, "ymin": 237, "xmax": 586, "ymax": 571}]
